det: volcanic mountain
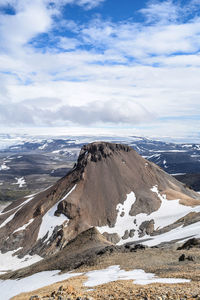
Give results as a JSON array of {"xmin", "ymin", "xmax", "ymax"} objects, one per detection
[{"xmin": 1, "ymin": 142, "xmax": 200, "ymax": 259}]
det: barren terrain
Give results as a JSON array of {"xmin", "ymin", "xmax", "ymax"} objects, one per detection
[{"xmin": 11, "ymin": 247, "xmax": 200, "ymax": 299}]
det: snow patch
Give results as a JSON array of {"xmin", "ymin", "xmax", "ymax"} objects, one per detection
[
  {"xmin": 97, "ymin": 192, "xmax": 136, "ymax": 238},
  {"xmin": 0, "ymin": 270, "xmax": 82, "ymax": 300},
  {"xmin": 98, "ymin": 186, "xmax": 200, "ymax": 245},
  {"xmin": 37, "ymin": 185, "xmax": 77, "ymax": 241},
  {"xmin": 142, "ymin": 221, "xmax": 200, "ymax": 247},
  {"xmin": 0, "ymin": 250, "xmax": 42, "ymax": 275},
  {"xmin": 38, "ymin": 143, "xmax": 48, "ymax": 150},
  {"xmin": 0, "ymin": 265, "xmax": 190, "ymax": 299},
  {"xmin": 171, "ymin": 173, "xmax": 186, "ymax": 176},
  {"xmin": 13, "ymin": 218, "xmax": 34, "ymax": 233},
  {"xmin": 163, "ymin": 159, "xmax": 167, "ymax": 168},
  {"xmin": 0, "ymin": 194, "xmax": 35, "ymax": 227},
  {"xmin": 0, "ymin": 162, "xmax": 10, "ymax": 171},
  {"xmin": 84, "ymin": 265, "xmax": 189, "ymax": 287},
  {"xmin": 12, "ymin": 177, "xmax": 26, "ymax": 188}
]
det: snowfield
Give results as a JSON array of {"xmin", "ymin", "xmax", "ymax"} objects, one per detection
[
  {"xmin": 98, "ymin": 186, "xmax": 200, "ymax": 246},
  {"xmin": 0, "ymin": 266, "xmax": 190, "ymax": 300},
  {"xmin": 0, "ymin": 249, "xmax": 42, "ymax": 275},
  {"xmin": 0, "ymin": 270, "xmax": 82, "ymax": 300},
  {"xmin": 84, "ymin": 265, "xmax": 190, "ymax": 287},
  {"xmin": 37, "ymin": 185, "xmax": 77, "ymax": 241}
]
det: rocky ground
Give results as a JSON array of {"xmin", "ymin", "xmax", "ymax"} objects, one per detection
[{"xmin": 10, "ymin": 245, "xmax": 200, "ymax": 300}]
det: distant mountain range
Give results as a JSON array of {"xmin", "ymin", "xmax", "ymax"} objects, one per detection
[
  {"xmin": 2, "ymin": 136, "xmax": 200, "ymax": 174},
  {"xmin": 0, "ymin": 135, "xmax": 200, "ymax": 202}
]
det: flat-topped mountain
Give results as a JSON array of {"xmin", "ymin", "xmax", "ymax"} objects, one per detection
[{"xmin": 1, "ymin": 142, "xmax": 200, "ymax": 258}]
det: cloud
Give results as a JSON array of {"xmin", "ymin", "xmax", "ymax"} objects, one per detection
[
  {"xmin": 58, "ymin": 36, "xmax": 81, "ymax": 50},
  {"xmin": 57, "ymin": 100, "xmax": 154, "ymax": 125},
  {"xmin": 0, "ymin": 0, "xmax": 200, "ymax": 139},
  {"xmin": 0, "ymin": 98, "xmax": 154, "ymax": 126},
  {"xmin": 139, "ymin": 0, "xmax": 181, "ymax": 24},
  {"xmin": 0, "ymin": 0, "xmax": 53, "ymax": 54},
  {"xmin": 74, "ymin": 0, "xmax": 105, "ymax": 10},
  {"xmin": 21, "ymin": 97, "xmax": 63, "ymax": 109},
  {"xmin": 81, "ymin": 15, "xmax": 200, "ymax": 59},
  {"xmin": 45, "ymin": 0, "xmax": 105, "ymax": 10}
]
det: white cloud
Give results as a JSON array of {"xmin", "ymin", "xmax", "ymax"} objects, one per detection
[
  {"xmin": 81, "ymin": 16, "xmax": 200, "ymax": 59},
  {"xmin": 0, "ymin": 98, "xmax": 154, "ymax": 126},
  {"xmin": 0, "ymin": 0, "xmax": 200, "ymax": 139},
  {"xmin": 139, "ymin": 0, "xmax": 181, "ymax": 24},
  {"xmin": 58, "ymin": 36, "xmax": 81, "ymax": 50},
  {"xmin": 43, "ymin": 0, "xmax": 105, "ymax": 10},
  {"xmin": 75, "ymin": 0, "xmax": 105, "ymax": 9},
  {"xmin": 0, "ymin": 0, "xmax": 53, "ymax": 54}
]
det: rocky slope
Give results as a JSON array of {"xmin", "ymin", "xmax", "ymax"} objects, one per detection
[{"xmin": 0, "ymin": 142, "xmax": 200, "ymax": 259}]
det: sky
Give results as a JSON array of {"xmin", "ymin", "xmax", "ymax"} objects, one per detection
[{"xmin": 0, "ymin": 0, "xmax": 200, "ymax": 141}]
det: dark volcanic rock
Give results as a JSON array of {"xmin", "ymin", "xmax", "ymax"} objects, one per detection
[
  {"xmin": 179, "ymin": 254, "xmax": 186, "ymax": 261},
  {"xmin": 177, "ymin": 238, "xmax": 200, "ymax": 250},
  {"xmin": 179, "ymin": 253, "xmax": 194, "ymax": 262}
]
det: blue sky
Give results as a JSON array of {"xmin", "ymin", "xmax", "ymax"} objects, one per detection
[{"xmin": 0, "ymin": 0, "xmax": 200, "ymax": 141}]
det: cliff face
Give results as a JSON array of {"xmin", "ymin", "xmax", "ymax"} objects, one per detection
[{"xmin": 0, "ymin": 142, "xmax": 200, "ymax": 257}]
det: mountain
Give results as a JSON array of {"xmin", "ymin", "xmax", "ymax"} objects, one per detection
[
  {"xmin": 1, "ymin": 136, "xmax": 200, "ymax": 195},
  {"xmin": 1, "ymin": 142, "xmax": 200, "ymax": 260}
]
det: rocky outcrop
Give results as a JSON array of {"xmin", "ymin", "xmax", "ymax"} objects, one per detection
[
  {"xmin": 139, "ymin": 220, "xmax": 155, "ymax": 237},
  {"xmin": 177, "ymin": 238, "xmax": 200, "ymax": 250}
]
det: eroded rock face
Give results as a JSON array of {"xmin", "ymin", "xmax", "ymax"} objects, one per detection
[
  {"xmin": 139, "ymin": 220, "xmax": 155, "ymax": 237},
  {"xmin": 0, "ymin": 141, "xmax": 200, "ymax": 258},
  {"xmin": 103, "ymin": 232, "xmax": 120, "ymax": 244},
  {"xmin": 122, "ymin": 230, "xmax": 129, "ymax": 240},
  {"xmin": 78, "ymin": 142, "xmax": 131, "ymax": 164},
  {"xmin": 55, "ymin": 201, "xmax": 80, "ymax": 219}
]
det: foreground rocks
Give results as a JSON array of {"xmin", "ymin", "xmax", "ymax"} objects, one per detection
[
  {"xmin": 14, "ymin": 279, "xmax": 200, "ymax": 300},
  {"xmin": 11, "ymin": 246, "xmax": 200, "ymax": 300}
]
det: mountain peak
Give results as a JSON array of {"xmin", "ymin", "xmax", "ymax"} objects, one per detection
[
  {"xmin": 76, "ymin": 142, "xmax": 131, "ymax": 167},
  {"xmin": 1, "ymin": 141, "xmax": 200, "ymax": 258}
]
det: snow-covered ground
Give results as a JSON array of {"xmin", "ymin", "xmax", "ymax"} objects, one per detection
[
  {"xmin": 0, "ymin": 162, "xmax": 10, "ymax": 171},
  {"xmin": 141, "ymin": 221, "xmax": 200, "ymax": 247},
  {"xmin": 0, "ymin": 202, "xmax": 10, "ymax": 213},
  {"xmin": 13, "ymin": 219, "xmax": 34, "ymax": 233},
  {"xmin": 12, "ymin": 177, "xmax": 26, "ymax": 188},
  {"xmin": 0, "ymin": 193, "xmax": 36, "ymax": 228},
  {"xmin": 84, "ymin": 265, "xmax": 190, "ymax": 287},
  {"xmin": 98, "ymin": 186, "xmax": 200, "ymax": 246},
  {"xmin": 0, "ymin": 269, "xmax": 82, "ymax": 300},
  {"xmin": 0, "ymin": 249, "xmax": 42, "ymax": 275},
  {"xmin": 0, "ymin": 265, "xmax": 190, "ymax": 300},
  {"xmin": 37, "ymin": 185, "xmax": 76, "ymax": 241},
  {"xmin": 170, "ymin": 173, "xmax": 186, "ymax": 176}
]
